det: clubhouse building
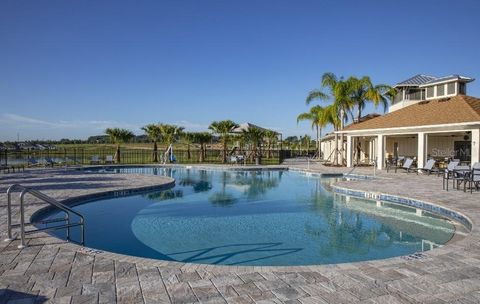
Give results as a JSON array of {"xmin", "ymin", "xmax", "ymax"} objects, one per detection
[{"xmin": 321, "ymin": 74, "xmax": 480, "ymax": 169}]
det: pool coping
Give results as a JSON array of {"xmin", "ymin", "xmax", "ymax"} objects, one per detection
[{"xmin": 22, "ymin": 164, "xmax": 474, "ymax": 272}]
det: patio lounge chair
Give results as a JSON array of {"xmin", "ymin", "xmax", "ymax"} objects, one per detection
[
  {"xmin": 90, "ymin": 155, "xmax": 100, "ymax": 165},
  {"xmin": 27, "ymin": 157, "xmax": 41, "ymax": 167},
  {"xmin": 45, "ymin": 157, "xmax": 57, "ymax": 167},
  {"xmin": 417, "ymin": 159, "xmax": 437, "ymax": 175},
  {"xmin": 398, "ymin": 158, "xmax": 415, "ymax": 173},
  {"xmin": 105, "ymin": 155, "xmax": 114, "ymax": 164}
]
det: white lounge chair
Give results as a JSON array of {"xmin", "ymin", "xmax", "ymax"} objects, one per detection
[
  {"xmin": 90, "ymin": 155, "xmax": 100, "ymax": 165},
  {"xmin": 417, "ymin": 159, "xmax": 437, "ymax": 175},
  {"xmin": 398, "ymin": 158, "xmax": 414, "ymax": 173},
  {"xmin": 105, "ymin": 155, "xmax": 114, "ymax": 164},
  {"xmin": 27, "ymin": 157, "xmax": 41, "ymax": 167}
]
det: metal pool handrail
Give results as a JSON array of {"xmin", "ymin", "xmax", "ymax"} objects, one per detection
[{"xmin": 5, "ymin": 184, "xmax": 85, "ymax": 248}]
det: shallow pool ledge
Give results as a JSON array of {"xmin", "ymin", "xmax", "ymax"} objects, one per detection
[{"xmin": 332, "ymin": 185, "xmax": 472, "ymax": 231}]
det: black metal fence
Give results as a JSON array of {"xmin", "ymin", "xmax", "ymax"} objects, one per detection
[{"xmin": 0, "ymin": 148, "xmax": 291, "ymax": 166}]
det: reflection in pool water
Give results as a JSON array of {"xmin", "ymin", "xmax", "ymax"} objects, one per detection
[{"xmin": 36, "ymin": 167, "xmax": 456, "ymax": 266}]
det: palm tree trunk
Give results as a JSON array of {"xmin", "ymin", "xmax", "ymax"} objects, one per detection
[
  {"xmin": 199, "ymin": 144, "xmax": 204, "ymax": 162},
  {"xmin": 187, "ymin": 143, "xmax": 191, "ymax": 160},
  {"xmin": 339, "ymin": 109, "xmax": 345, "ymax": 166},
  {"xmin": 222, "ymin": 137, "xmax": 227, "ymax": 163},
  {"xmin": 315, "ymin": 125, "xmax": 320, "ymax": 159},
  {"xmin": 153, "ymin": 141, "xmax": 158, "ymax": 162},
  {"xmin": 115, "ymin": 144, "xmax": 121, "ymax": 163},
  {"xmin": 319, "ymin": 127, "xmax": 322, "ymax": 160},
  {"xmin": 334, "ymin": 132, "xmax": 339, "ymax": 165}
]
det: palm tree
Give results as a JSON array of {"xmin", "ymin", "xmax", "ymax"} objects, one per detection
[
  {"xmin": 307, "ymin": 72, "xmax": 354, "ymax": 165},
  {"xmin": 297, "ymin": 105, "xmax": 330, "ymax": 159},
  {"xmin": 105, "ymin": 128, "xmax": 134, "ymax": 163},
  {"xmin": 159, "ymin": 124, "xmax": 184, "ymax": 162},
  {"xmin": 191, "ymin": 132, "xmax": 212, "ymax": 162},
  {"xmin": 242, "ymin": 127, "xmax": 265, "ymax": 164},
  {"xmin": 142, "ymin": 124, "xmax": 162, "ymax": 162},
  {"xmin": 300, "ymin": 134, "xmax": 312, "ymax": 154},
  {"xmin": 181, "ymin": 132, "xmax": 195, "ymax": 160},
  {"xmin": 347, "ymin": 76, "xmax": 394, "ymax": 122},
  {"xmin": 208, "ymin": 120, "xmax": 238, "ymax": 163},
  {"xmin": 264, "ymin": 130, "xmax": 278, "ymax": 158}
]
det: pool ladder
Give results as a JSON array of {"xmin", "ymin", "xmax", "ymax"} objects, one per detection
[{"xmin": 4, "ymin": 184, "xmax": 85, "ymax": 248}]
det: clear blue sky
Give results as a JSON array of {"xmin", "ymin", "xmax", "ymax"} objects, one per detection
[{"xmin": 1, "ymin": 0, "xmax": 479, "ymax": 141}]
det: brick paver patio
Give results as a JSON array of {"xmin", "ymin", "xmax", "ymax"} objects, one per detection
[{"xmin": 0, "ymin": 163, "xmax": 479, "ymax": 303}]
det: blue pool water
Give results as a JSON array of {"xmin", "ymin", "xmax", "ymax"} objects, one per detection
[{"xmin": 35, "ymin": 167, "xmax": 456, "ymax": 266}]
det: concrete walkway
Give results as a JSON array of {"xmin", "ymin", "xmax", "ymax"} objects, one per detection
[{"xmin": 0, "ymin": 164, "xmax": 479, "ymax": 304}]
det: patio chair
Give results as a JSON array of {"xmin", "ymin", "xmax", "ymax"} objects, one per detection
[
  {"xmin": 451, "ymin": 165, "xmax": 471, "ymax": 190},
  {"xmin": 463, "ymin": 166, "xmax": 480, "ymax": 193},
  {"xmin": 442, "ymin": 161, "xmax": 459, "ymax": 190},
  {"xmin": 398, "ymin": 158, "xmax": 415, "ymax": 173},
  {"xmin": 1, "ymin": 164, "xmax": 12, "ymax": 173},
  {"xmin": 417, "ymin": 159, "xmax": 437, "ymax": 175},
  {"xmin": 45, "ymin": 157, "xmax": 57, "ymax": 167},
  {"xmin": 386, "ymin": 156, "xmax": 405, "ymax": 173},
  {"xmin": 105, "ymin": 155, "xmax": 114, "ymax": 164},
  {"xmin": 229, "ymin": 155, "xmax": 238, "ymax": 165},
  {"xmin": 90, "ymin": 155, "xmax": 100, "ymax": 165},
  {"xmin": 27, "ymin": 157, "xmax": 41, "ymax": 167}
]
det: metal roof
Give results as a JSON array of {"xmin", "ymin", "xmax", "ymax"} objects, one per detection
[
  {"xmin": 420, "ymin": 74, "xmax": 474, "ymax": 86},
  {"xmin": 395, "ymin": 74, "xmax": 438, "ymax": 86},
  {"xmin": 396, "ymin": 74, "xmax": 474, "ymax": 87}
]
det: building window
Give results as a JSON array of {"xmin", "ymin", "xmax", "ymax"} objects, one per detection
[
  {"xmin": 437, "ymin": 84, "xmax": 445, "ymax": 96},
  {"xmin": 447, "ymin": 82, "xmax": 455, "ymax": 95},
  {"xmin": 459, "ymin": 82, "xmax": 466, "ymax": 94},
  {"xmin": 426, "ymin": 86, "xmax": 434, "ymax": 98}
]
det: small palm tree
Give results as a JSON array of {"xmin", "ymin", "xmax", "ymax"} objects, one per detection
[
  {"xmin": 141, "ymin": 124, "xmax": 162, "ymax": 162},
  {"xmin": 191, "ymin": 132, "xmax": 212, "ymax": 162},
  {"xmin": 159, "ymin": 124, "xmax": 184, "ymax": 162},
  {"xmin": 264, "ymin": 130, "xmax": 278, "ymax": 158},
  {"xmin": 208, "ymin": 120, "xmax": 238, "ymax": 163},
  {"xmin": 297, "ymin": 105, "xmax": 329, "ymax": 159},
  {"xmin": 242, "ymin": 127, "xmax": 265, "ymax": 164},
  {"xmin": 182, "ymin": 132, "xmax": 195, "ymax": 160},
  {"xmin": 105, "ymin": 128, "xmax": 134, "ymax": 163}
]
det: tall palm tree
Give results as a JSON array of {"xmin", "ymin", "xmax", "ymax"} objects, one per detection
[
  {"xmin": 242, "ymin": 127, "xmax": 265, "ymax": 164},
  {"xmin": 307, "ymin": 72, "xmax": 354, "ymax": 165},
  {"xmin": 347, "ymin": 76, "xmax": 393, "ymax": 122},
  {"xmin": 105, "ymin": 128, "xmax": 134, "ymax": 163},
  {"xmin": 297, "ymin": 105, "xmax": 330, "ymax": 159},
  {"xmin": 191, "ymin": 132, "xmax": 212, "ymax": 162},
  {"xmin": 142, "ymin": 124, "xmax": 162, "ymax": 162},
  {"xmin": 208, "ymin": 120, "xmax": 238, "ymax": 163},
  {"xmin": 159, "ymin": 124, "xmax": 184, "ymax": 162}
]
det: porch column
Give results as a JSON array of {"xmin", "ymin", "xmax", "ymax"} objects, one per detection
[
  {"xmin": 417, "ymin": 132, "xmax": 427, "ymax": 169},
  {"xmin": 346, "ymin": 135, "xmax": 354, "ymax": 168},
  {"xmin": 377, "ymin": 135, "xmax": 385, "ymax": 170},
  {"xmin": 471, "ymin": 128, "xmax": 480, "ymax": 166}
]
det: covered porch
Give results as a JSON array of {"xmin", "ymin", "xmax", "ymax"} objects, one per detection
[{"xmin": 343, "ymin": 126, "xmax": 480, "ymax": 169}]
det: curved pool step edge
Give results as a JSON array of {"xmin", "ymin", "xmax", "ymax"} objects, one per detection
[{"xmin": 332, "ymin": 185, "xmax": 473, "ymax": 232}]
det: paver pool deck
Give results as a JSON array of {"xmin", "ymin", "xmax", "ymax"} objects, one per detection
[{"xmin": 0, "ymin": 162, "xmax": 479, "ymax": 304}]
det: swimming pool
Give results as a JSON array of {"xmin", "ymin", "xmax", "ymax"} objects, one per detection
[{"xmin": 34, "ymin": 167, "xmax": 457, "ymax": 266}]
